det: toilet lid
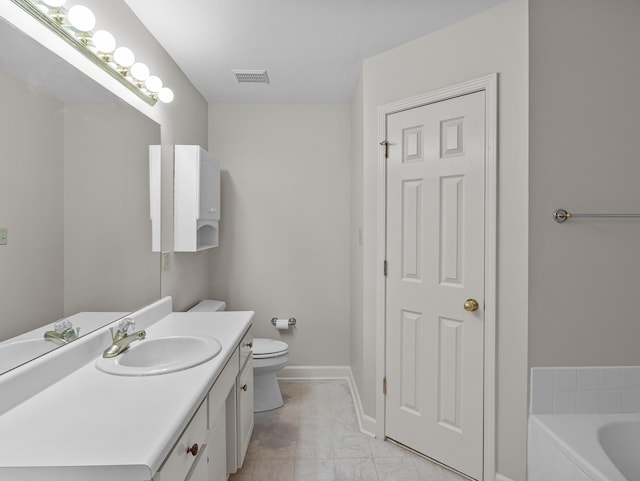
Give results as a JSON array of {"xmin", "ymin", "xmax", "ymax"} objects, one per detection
[{"xmin": 252, "ymin": 338, "xmax": 288, "ymax": 359}]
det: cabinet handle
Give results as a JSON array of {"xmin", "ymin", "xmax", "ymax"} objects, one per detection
[
  {"xmin": 245, "ymin": 341, "xmax": 253, "ymax": 349},
  {"xmin": 241, "ymin": 384, "xmax": 248, "ymax": 392},
  {"xmin": 186, "ymin": 443, "xmax": 199, "ymax": 457}
]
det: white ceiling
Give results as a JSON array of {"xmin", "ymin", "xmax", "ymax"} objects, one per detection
[{"xmin": 124, "ymin": 0, "xmax": 507, "ymax": 103}]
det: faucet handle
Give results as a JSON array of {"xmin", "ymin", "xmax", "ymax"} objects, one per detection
[
  {"xmin": 118, "ymin": 318, "xmax": 136, "ymax": 334},
  {"xmin": 111, "ymin": 317, "xmax": 135, "ymax": 339},
  {"xmin": 53, "ymin": 318, "xmax": 72, "ymax": 334}
]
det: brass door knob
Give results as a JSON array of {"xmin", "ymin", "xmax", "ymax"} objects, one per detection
[
  {"xmin": 464, "ymin": 299, "xmax": 479, "ymax": 312},
  {"xmin": 187, "ymin": 443, "xmax": 199, "ymax": 457},
  {"xmin": 241, "ymin": 384, "xmax": 248, "ymax": 392}
]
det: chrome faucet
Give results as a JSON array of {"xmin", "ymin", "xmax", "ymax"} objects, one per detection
[
  {"xmin": 102, "ymin": 318, "xmax": 146, "ymax": 358},
  {"xmin": 44, "ymin": 318, "xmax": 80, "ymax": 346}
]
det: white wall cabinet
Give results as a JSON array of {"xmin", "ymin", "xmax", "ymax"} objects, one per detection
[{"xmin": 174, "ymin": 145, "xmax": 220, "ymax": 251}]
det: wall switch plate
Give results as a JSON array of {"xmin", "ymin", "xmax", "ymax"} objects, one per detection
[
  {"xmin": 161, "ymin": 251, "xmax": 170, "ymax": 271},
  {"xmin": 0, "ymin": 228, "xmax": 7, "ymax": 245}
]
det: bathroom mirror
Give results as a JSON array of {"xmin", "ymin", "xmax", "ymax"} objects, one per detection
[{"xmin": 0, "ymin": 16, "xmax": 162, "ymax": 374}]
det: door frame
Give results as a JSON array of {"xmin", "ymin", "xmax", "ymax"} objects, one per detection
[{"xmin": 375, "ymin": 74, "xmax": 497, "ymax": 481}]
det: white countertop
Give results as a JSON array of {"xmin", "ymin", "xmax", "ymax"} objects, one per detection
[{"xmin": 0, "ymin": 310, "xmax": 253, "ymax": 481}]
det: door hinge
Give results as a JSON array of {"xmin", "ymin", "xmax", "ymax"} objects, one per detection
[
  {"xmin": 383, "ymin": 377, "xmax": 387, "ymax": 395},
  {"xmin": 379, "ymin": 140, "xmax": 389, "ymax": 158},
  {"xmin": 383, "ymin": 260, "xmax": 388, "ymax": 277}
]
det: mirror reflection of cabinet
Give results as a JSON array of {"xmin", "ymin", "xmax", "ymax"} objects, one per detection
[
  {"xmin": 150, "ymin": 145, "xmax": 162, "ymax": 252},
  {"xmin": 174, "ymin": 145, "xmax": 220, "ymax": 252}
]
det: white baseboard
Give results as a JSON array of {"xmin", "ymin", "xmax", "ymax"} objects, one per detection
[
  {"xmin": 277, "ymin": 365, "xmax": 351, "ymax": 379},
  {"xmin": 277, "ymin": 365, "xmax": 377, "ymax": 437},
  {"xmin": 495, "ymin": 474, "xmax": 515, "ymax": 481}
]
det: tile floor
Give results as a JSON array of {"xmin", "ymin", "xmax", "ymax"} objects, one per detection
[{"xmin": 229, "ymin": 380, "xmax": 468, "ymax": 481}]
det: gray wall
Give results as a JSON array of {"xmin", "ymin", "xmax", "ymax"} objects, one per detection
[
  {"xmin": 0, "ymin": 73, "xmax": 64, "ymax": 341},
  {"xmin": 350, "ymin": 73, "xmax": 366, "ymax": 413},
  {"xmin": 529, "ymin": 0, "xmax": 640, "ymax": 366},
  {"xmin": 352, "ymin": 0, "xmax": 530, "ymax": 478},
  {"xmin": 208, "ymin": 104, "xmax": 351, "ymax": 366}
]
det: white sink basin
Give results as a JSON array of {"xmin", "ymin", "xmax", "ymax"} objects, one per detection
[{"xmin": 95, "ymin": 335, "xmax": 222, "ymax": 376}]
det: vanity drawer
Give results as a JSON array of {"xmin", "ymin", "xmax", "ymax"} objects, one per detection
[
  {"xmin": 239, "ymin": 326, "xmax": 253, "ymax": 370},
  {"xmin": 155, "ymin": 399, "xmax": 208, "ymax": 481}
]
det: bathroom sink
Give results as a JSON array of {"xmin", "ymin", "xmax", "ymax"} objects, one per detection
[{"xmin": 95, "ymin": 335, "xmax": 222, "ymax": 376}]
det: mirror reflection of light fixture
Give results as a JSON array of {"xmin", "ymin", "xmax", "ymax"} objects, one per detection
[{"xmin": 10, "ymin": 0, "xmax": 174, "ymax": 105}]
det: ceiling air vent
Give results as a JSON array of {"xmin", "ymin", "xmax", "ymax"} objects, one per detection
[{"xmin": 232, "ymin": 69, "xmax": 270, "ymax": 84}]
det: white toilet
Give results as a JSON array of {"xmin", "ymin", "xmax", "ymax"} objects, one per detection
[{"xmin": 188, "ymin": 300, "xmax": 289, "ymax": 413}]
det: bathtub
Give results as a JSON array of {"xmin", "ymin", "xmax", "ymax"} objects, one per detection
[{"xmin": 528, "ymin": 413, "xmax": 640, "ymax": 481}]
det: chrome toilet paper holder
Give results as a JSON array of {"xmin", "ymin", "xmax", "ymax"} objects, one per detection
[{"xmin": 271, "ymin": 317, "xmax": 297, "ymax": 327}]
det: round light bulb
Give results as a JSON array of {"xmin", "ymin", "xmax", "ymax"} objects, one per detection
[
  {"xmin": 42, "ymin": 0, "xmax": 66, "ymax": 7},
  {"xmin": 158, "ymin": 87, "xmax": 174, "ymax": 103},
  {"xmin": 68, "ymin": 5, "xmax": 96, "ymax": 32},
  {"xmin": 92, "ymin": 30, "xmax": 116, "ymax": 53},
  {"xmin": 130, "ymin": 63, "xmax": 150, "ymax": 81},
  {"xmin": 145, "ymin": 76, "xmax": 163, "ymax": 93},
  {"xmin": 113, "ymin": 47, "xmax": 135, "ymax": 68}
]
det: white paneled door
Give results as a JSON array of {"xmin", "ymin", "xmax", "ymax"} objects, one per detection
[{"xmin": 385, "ymin": 91, "xmax": 486, "ymax": 480}]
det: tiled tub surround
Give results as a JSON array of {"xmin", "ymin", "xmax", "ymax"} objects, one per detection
[
  {"xmin": 528, "ymin": 367, "xmax": 640, "ymax": 481},
  {"xmin": 530, "ymin": 366, "xmax": 640, "ymax": 415}
]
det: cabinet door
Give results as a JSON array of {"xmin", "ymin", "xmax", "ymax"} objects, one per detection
[
  {"xmin": 207, "ymin": 400, "xmax": 227, "ymax": 481},
  {"xmin": 156, "ymin": 400, "xmax": 208, "ymax": 481},
  {"xmin": 198, "ymin": 149, "xmax": 220, "ymax": 221},
  {"xmin": 225, "ymin": 386, "xmax": 238, "ymax": 474},
  {"xmin": 185, "ymin": 444, "xmax": 208, "ymax": 481},
  {"xmin": 237, "ymin": 356, "xmax": 254, "ymax": 468}
]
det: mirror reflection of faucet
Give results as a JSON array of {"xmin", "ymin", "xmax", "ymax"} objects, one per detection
[
  {"xmin": 44, "ymin": 318, "xmax": 80, "ymax": 346},
  {"xmin": 102, "ymin": 318, "xmax": 146, "ymax": 358}
]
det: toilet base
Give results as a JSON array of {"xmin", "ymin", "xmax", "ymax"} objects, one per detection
[{"xmin": 253, "ymin": 370, "xmax": 283, "ymax": 412}]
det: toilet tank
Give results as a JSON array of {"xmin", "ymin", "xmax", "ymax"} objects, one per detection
[{"xmin": 188, "ymin": 300, "xmax": 226, "ymax": 312}]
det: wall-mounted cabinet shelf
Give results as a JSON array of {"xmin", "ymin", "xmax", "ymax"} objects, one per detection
[{"xmin": 174, "ymin": 145, "xmax": 220, "ymax": 252}]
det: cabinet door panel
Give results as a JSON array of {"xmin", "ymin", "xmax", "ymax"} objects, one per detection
[
  {"xmin": 208, "ymin": 402, "xmax": 227, "ymax": 481},
  {"xmin": 185, "ymin": 444, "xmax": 208, "ymax": 481},
  {"xmin": 237, "ymin": 356, "xmax": 254, "ymax": 468}
]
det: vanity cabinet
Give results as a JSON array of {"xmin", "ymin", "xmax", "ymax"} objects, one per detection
[
  {"xmin": 165, "ymin": 321, "xmax": 254, "ymax": 481},
  {"xmin": 0, "ymin": 300, "xmax": 256, "ymax": 481},
  {"xmin": 237, "ymin": 356, "xmax": 254, "ymax": 467},
  {"xmin": 154, "ymin": 399, "xmax": 208, "ymax": 481},
  {"xmin": 226, "ymin": 328, "xmax": 254, "ymax": 473},
  {"xmin": 153, "ymin": 328, "xmax": 253, "ymax": 481}
]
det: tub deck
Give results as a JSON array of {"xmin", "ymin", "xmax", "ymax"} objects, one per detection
[{"xmin": 529, "ymin": 414, "xmax": 640, "ymax": 481}]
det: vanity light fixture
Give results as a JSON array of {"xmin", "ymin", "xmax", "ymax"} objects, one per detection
[
  {"xmin": 92, "ymin": 29, "xmax": 116, "ymax": 59},
  {"xmin": 11, "ymin": 0, "xmax": 174, "ymax": 105}
]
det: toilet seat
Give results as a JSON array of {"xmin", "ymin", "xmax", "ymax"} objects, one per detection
[{"xmin": 252, "ymin": 338, "xmax": 288, "ymax": 359}]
